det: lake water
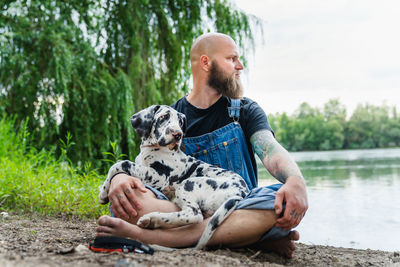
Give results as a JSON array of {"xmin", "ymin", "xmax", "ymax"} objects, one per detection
[{"xmin": 258, "ymin": 148, "xmax": 400, "ymax": 252}]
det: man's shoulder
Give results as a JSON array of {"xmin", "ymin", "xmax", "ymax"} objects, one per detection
[
  {"xmin": 239, "ymin": 97, "xmax": 257, "ymax": 105},
  {"xmin": 240, "ymin": 97, "xmax": 264, "ymax": 113},
  {"xmin": 239, "ymin": 97, "xmax": 273, "ymax": 137},
  {"xmin": 225, "ymin": 97, "xmax": 257, "ymax": 107},
  {"xmin": 170, "ymin": 96, "xmax": 186, "ymax": 111}
]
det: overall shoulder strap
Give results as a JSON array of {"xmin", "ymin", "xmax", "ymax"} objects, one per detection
[{"xmin": 228, "ymin": 98, "xmax": 241, "ymax": 122}]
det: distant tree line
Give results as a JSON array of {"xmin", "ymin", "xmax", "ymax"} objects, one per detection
[{"xmin": 268, "ymin": 99, "xmax": 400, "ymax": 151}]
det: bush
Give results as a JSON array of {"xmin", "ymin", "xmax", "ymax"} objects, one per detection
[{"xmin": 0, "ymin": 116, "xmax": 108, "ymax": 218}]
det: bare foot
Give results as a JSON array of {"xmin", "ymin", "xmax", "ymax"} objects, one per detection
[
  {"xmin": 251, "ymin": 230, "xmax": 299, "ymax": 259},
  {"xmin": 96, "ymin": 215, "xmax": 143, "ymax": 239}
]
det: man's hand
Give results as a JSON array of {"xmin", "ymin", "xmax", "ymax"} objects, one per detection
[
  {"xmin": 274, "ymin": 176, "xmax": 308, "ymax": 230},
  {"xmin": 108, "ymin": 173, "xmax": 147, "ymax": 220}
]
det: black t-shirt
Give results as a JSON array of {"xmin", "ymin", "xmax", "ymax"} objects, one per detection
[{"xmin": 171, "ymin": 96, "xmax": 273, "ymax": 176}]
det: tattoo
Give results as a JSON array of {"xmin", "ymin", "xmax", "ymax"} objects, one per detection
[
  {"xmin": 251, "ymin": 130, "xmax": 303, "ymax": 183},
  {"xmin": 118, "ymin": 195, "xmax": 123, "ymax": 200},
  {"xmin": 124, "ymin": 188, "xmax": 131, "ymax": 194},
  {"xmin": 250, "ymin": 130, "xmax": 276, "ymax": 161},
  {"xmin": 290, "ymin": 210, "xmax": 295, "ymax": 216}
]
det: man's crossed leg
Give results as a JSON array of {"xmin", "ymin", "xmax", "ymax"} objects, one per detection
[{"xmin": 96, "ymin": 184, "xmax": 299, "ymax": 258}]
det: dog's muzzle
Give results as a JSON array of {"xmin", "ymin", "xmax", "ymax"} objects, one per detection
[{"xmin": 172, "ymin": 131, "xmax": 182, "ymax": 141}]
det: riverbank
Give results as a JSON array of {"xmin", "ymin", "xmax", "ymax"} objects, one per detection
[{"xmin": 0, "ymin": 213, "xmax": 398, "ymax": 266}]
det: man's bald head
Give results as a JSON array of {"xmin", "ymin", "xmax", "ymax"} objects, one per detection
[
  {"xmin": 189, "ymin": 33, "xmax": 243, "ymax": 99},
  {"xmin": 190, "ymin": 33, "xmax": 236, "ymax": 63}
]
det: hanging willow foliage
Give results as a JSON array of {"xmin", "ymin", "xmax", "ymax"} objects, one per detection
[{"xmin": 0, "ymin": 0, "xmax": 258, "ymax": 168}]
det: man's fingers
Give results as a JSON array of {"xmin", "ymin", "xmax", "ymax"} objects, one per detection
[
  {"xmin": 122, "ymin": 187, "xmax": 139, "ymax": 211},
  {"xmin": 110, "ymin": 196, "xmax": 129, "ymax": 220},
  {"xmin": 294, "ymin": 213, "xmax": 303, "ymax": 227},
  {"xmin": 124, "ymin": 187, "xmax": 143, "ymax": 211},
  {"xmin": 132, "ymin": 178, "xmax": 147, "ymax": 192},
  {"xmin": 276, "ymin": 201, "xmax": 297, "ymax": 228},
  {"xmin": 109, "ymin": 199, "xmax": 119, "ymax": 218},
  {"xmin": 276, "ymin": 206, "xmax": 305, "ymax": 229},
  {"xmin": 274, "ymin": 191, "xmax": 284, "ymax": 215},
  {"xmin": 118, "ymin": 193, "xmax": 137, "ymax": 217},
  {"xmin": 276, "ymin": 208, "xmax": 292, "ymax": 229},
  {"xmin": 288, "ymin": 209, "xmax": 299, "ymax": 228}
]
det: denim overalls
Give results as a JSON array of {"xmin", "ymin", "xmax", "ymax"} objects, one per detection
[{"xmin": 183, "ymin": 99, "xmax": 257, "ymax": 190}]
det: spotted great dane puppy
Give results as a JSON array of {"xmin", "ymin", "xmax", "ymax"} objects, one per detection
[{"xmin": 99, "ymin": 105, "xmax": 249, "ymax": 249}]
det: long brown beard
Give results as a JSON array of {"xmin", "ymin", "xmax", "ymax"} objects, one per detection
[{"xmin": 207, "ymin": 62, "xmax": 243, "ymax": 99}]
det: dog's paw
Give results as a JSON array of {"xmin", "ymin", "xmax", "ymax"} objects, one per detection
[
  {"xmin": 137, "ymin": 213, "xmax": 164, "ymax": 229},
  {"xmin": 162, "ymin": 186, "xmax": 176, "ymax": 200},
  {"xmin": 137, "ymin": 215, "xmax": 153, "ymax": 228}
]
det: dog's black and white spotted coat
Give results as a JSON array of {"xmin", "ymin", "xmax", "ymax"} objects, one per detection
[{"xmin": 99, "ymin": 105, "xmax": 249, "ymax": 249}]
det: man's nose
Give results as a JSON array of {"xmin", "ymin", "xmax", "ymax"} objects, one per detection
[{"xmin": 236, "ymin": 59, "xmax": 244, "ymax": 70}]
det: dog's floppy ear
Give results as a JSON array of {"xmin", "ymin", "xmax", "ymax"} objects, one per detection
[
  {"xmin": 180, "ymin": 140, "xmax": 185, "ymax": 153},
  {"xmin": 178, "ymin": 113, "xmax": 187, "ymax": 135},
  {"xmin": 130, "ymin": 105, "xmax": 161, "ymax": 138},
  {"xmin": 178, "ymin": 112, "xmax": 187, "ymax": 152}
]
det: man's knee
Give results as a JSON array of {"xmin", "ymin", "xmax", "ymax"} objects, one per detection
[
  {"xmin": 208, "ymin": 209, "xmax": 278, "ymax": 247},
  {"xmin": 229, "ymin": 209, "xmax": 278, "ymax": 229}
]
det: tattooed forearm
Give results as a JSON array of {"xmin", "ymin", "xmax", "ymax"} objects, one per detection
[
  {"xmin": 251, "ymin": 129, "xmax": 276, "ymax": 161},
  {"xmin": 251, "ymin": 130, "xmax": 303, "ymax": 183}
]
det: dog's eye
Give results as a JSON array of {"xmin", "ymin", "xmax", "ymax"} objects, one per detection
[{"xmin": 158, "ymin": 113, "xmax": 169, "ymax": 122}]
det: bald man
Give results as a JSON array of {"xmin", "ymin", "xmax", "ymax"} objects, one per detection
[{"xmin": 96, "ymin": 33, "xmax": 308, "ymax": 258}]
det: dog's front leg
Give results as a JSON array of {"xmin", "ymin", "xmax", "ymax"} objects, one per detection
[{"xmin": 136, "ymin": 202, "xmax": 203, "ymax": 229}]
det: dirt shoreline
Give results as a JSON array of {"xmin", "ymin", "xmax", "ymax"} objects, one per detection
[{"xmin": 1, "ymin": 213, "xmax": 399, "ymax": 266}]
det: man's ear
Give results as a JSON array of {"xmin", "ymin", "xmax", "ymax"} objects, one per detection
[
  {"xmin": 130, "ymin": 105, "xmax": 161, "ymax": 138},
  {"xmin": 200, "ymin": 55, "xmax": 211, "ymax": 71}
]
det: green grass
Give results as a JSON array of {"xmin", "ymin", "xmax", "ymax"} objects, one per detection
[{"xmin": 0, "ymin": 116, "xmax": 108, "ymax": 218}]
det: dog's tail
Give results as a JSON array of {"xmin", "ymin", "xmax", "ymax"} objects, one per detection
[{"xmin": 195, "ymin": 196, "xmax": 242, "ymax": 249}]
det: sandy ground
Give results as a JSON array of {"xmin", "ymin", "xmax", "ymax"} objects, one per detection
[{"xmin": 0, "ymin": 213, "xmax": 399, "ymax": 267}]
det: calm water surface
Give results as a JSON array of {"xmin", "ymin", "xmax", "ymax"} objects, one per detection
[{"xmin": 258, "ymin": 148, "xmax": 400, "ymax": 252}]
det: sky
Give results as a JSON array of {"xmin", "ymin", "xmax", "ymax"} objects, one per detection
[{"xmin": 233, "ymin": 0, "xmax": 400, "ymax": 116}]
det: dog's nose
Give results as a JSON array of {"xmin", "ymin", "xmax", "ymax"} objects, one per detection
[{"xmin": 172, "ymin": 131, "xmax": 182, "ymax": 140}]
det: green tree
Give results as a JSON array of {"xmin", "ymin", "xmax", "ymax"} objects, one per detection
[
  {"xmin": 321, "ymin": 99, "xmax": 345, "ymax": 150},
  {"xmin": 272, "ymin": 99, "xmax": 346, "ymax": 151},
  {"xmin": 292, "ymin": 103, "xmax": 326, "ymax": 150},
  {"xmin": 323, "ymin": 98, "xmax": 346, "ymax": 122},
  {"xmin": 387, "ymin": 107, "xmax": 400, "ymax": 147},
  {"xmin": 320, "ymin": 119, "xmax": 344, "ymax": 150},
  {"xmin": 269, "ymin": 112, "xmax": 296, "ymax": 150},
  {"xmin": 0, "ymin": 0, "xmax": 257, "ymax": 167},
  {"xmin": 344, "ymin": 103, "xmax": 392, "ymax": 149}
]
